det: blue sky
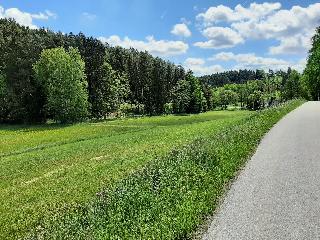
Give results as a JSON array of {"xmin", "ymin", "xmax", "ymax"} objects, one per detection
[{"xmin": 1, "ymin": 0, "xmax": 319, "ymax": 75}]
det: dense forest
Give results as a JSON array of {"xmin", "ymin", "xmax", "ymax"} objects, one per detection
[
  {"xmin": 0, "ymin": 19, "xmax": 200, "ymax": 123},
  {"xmin": 0, "ymin": 19, "xmax": 319, "ymax": 123},
  {"xmin": 199, "ymin": 69, "xmax": 265, "ymax": 87}
]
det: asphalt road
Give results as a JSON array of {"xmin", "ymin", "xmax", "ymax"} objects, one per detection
[{"xmin": 202, "ymin": 101, "xmax": 320, "ymax": 240}]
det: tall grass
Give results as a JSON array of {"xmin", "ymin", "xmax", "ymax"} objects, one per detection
[{"xmin": 27, "ymin": 100, "xmax": 304, "ymax": 240}]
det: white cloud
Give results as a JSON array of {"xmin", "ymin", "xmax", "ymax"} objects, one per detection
[
  {"xmin": 0, "ymin": 7, "xmax": 36, "ymax": 29},
  {"xmin": 196, "ymin": 5, "xmax": 235, "ymax": 24},
  {"xmin": 31, "ymin": 10, "xmax": 57, "ymax": 20},
  {"xmin": 189, "ymin": 64, "xmax": 224, "ymax": 76},
  {"xmin": 0, "ymin": 5, "xmax": 56, "ymax": 29},
  {"xmin": 194, "ymin": 27, "xmax": 243, "ymax": 49},
  {"xmin": 269, "ymin": 34, "xmax": 312, "ymax": 55},
  {"xmin": 232, "ymin": 3, "xmax": 320, "ymax": 40},
  {"xmin": 184, "ymin": 57, "xmax": 224, "ymax": 76},
  {"xmin": 31, "ymin": 13, "xmax": 49, "ymax": 20},
  {"xmin": 82, "ymin": 12, "xmax": 97, "ymax": 21},
  {"xmin": 196, "ymin": 2, "xmax": 281, "ymax": 25},
  {"xmin": 44, "ymin": 10, "xmax": 57, "ymax": 19},
  {"xmin": 212, "ymin": 52, "xmax": 290, "ymax": 70},
  {"xmin": 196, "ymin": 2, "xmax": 319, "ymax": 56},
  {"xmin": 184, "ymin": 57, "xmax": 205, "ymax": 66},
  {"xmin": 98, "ymin": 35, "xmax": 189, "ymax": 56},
  {"xmin": 234, "ymin": 2, "xmax": 282, "ymax": 21},
  {"xmin": 211, "ymin": 52, "xmax": 306, "ymax": 72},
  {"xmin": 230, "ymin": 3, "xmax": 320, "ymax": 56},
  {"xmin": 171, "ymin": 23, "xmax": 191, "ymax": 38}
]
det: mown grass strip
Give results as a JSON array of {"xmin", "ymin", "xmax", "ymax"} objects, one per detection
[
  {"xmin": 26, "ymin": 100, "xmax": 304, "ymax": 240},
  {"xmin": 0, "ymin": 126, "xmax": 149, "ymax": 158}
]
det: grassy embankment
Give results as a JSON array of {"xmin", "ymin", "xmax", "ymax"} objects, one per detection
[
  {"xmin": 0, "ymin": 110, "xmax": 250, "ymax": 239},
  {"xmin": 25, "ymin": 99, "xmax": 304, "ymax": 240}
]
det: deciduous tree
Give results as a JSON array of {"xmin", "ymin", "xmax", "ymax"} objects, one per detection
[{"xmin": 33, "ymin": 47, "xmax": 89, "ymax": 123}]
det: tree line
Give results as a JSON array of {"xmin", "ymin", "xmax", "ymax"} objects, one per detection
[
  {"xmin": 0, "ymin": 18, "xmax": 319, "ymax": 123},
  {"xmin": 209, "ymin": 69, "xmax": 309, "ymax": 110},
  {"xmin": 205, "ymin": 25, "xmax": 320, "ymax": 110},
  {"xmin": 0, "ymin": 19, "xmax": 209, "ymax": 123},
  {"xmin": 199, "ymin": 69, "xmax": 266, "ymax": 88}
]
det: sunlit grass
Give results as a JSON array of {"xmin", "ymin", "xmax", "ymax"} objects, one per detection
[
  {"xmin": 25, "ymin": 100, "xmax": 304, "ymax": 240},
  {"xmin": 0, "ymin": 110, "xmax": 250, "ymax": 239}
]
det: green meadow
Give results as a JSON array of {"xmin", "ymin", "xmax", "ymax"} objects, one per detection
[
  {"xmin": 25, "ymin": 100, "xmax": 304, "ymax": 240},
  {"xmin": 0, "ymin": 110, "xmax": 250, "ymax": 239}
]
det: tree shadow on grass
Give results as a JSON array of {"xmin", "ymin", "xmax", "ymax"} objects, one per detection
[{"xmin": 0, "ymin": 122, "xmax": 73, "ymax": 132}]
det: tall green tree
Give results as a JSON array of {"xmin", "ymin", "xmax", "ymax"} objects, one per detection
[
  {"xmin": 305, "ymin": 26, "xmax": 320, "ymax": 100},
  {"xmin": 201, "ymin": 82, "xmax": 213, "ymax": 111},
  {"xmin": 95, "ymin": 56, "xmax": 130, "ymax": 117},
  {"xmin": 186, "ymin": 72, "xmax": 205, "ymax": 113},
  {"xmin": 138, "ymin": 51, "xmax": 153, "ymax": 113},
  {"xmin": 213, "ymin": 88, "xmax": 238, "ymax": 109},
  {"xmin": 69, "ymin": 33, "xmax": 107, "ymax": 118},
  {"xmin": 0, "ymin": 19, "xmax": 47, "ymax": 122},
  {"xmin": 0, "ymin": 19, "xmax": 192, "ymax": 120},
  {"xmin": 282, "ymin": 70, "xmax": 302, "ymax": 100},
  {"xmin": 172, "ymin": 79, "xmax": 191, "ymax": 113},
  {"xmin": 33, "ymin": 47, "xmax": 89, "ymax": 123},
  {"xmin": 0, "ymin": 72, "xmax": 7, "ymax": 122},
  {"xmin": 150, "ymin": 57, "xmax": 166, "ymax": 114},
  {"xmin": 247, "ymin": 90, "xmax": 263, "ymax": 110},
  {"xmin": 263, "ymin": 75, "xmax": 282, "ymax": 106}
]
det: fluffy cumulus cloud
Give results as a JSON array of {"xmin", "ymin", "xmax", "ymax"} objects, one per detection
[
  {"xmin": 196, "ymin": 5, "xmax": 235, "ymax": 24},
  {"xmin": 211, "ymin": 52, "xmax": 292, "ymax": 71},
  {"xmin": 0, "ymin": 5, "xmax": 56, "ymax": 29},
  {"xmin": 194, "ymin": 26, "xmax": 244, "ymax": 49},
  {"xmin": 171, "ymin": 23, "xmax": 191, "ymax": 38},
  {"xmin": 184, "ymin": 57, "xmax": 205, "ymax": 66},
  {"xmin": 196, "ymin": 2, "xmax": 281, "ymax": 24},
  {"xmin": 99, "ymin": 35, "xmax": 188, "ymax": 56},
  {"xmin": 184, "ymin": 57, "xmax": 224, "ymax": 76},
  {"xmin": 232, "ymin": 3, "xmax": 320, "ymax": 40},
  {"xmin": 196, "ymin": 2, "xmax": 320, "ymax": 55},
  {"xmin": 269, "ymin": 34, "xmax": 313, "ymax": 55}
]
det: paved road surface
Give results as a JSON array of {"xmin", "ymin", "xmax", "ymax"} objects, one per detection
[{"xmin": 202, "ymin": 101, "xmax": 320, "ymax": 240}]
